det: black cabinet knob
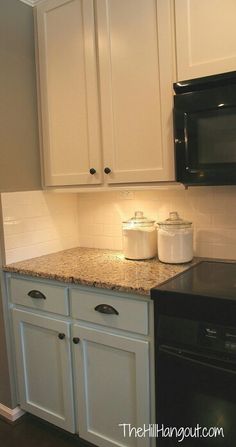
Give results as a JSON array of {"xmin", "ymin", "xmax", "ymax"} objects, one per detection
[
  {"xmin": 89, "ymin": 168, "xmax": 96, "ymax": 175},
  {"xmin": 104, "ymin": 167, "xmax": 111, "ymax": 174},
  {"xmin": 58, "ymin": 333, "xmax": 65, "ymax": 340},
  {"xmin": 73, "ymin": 337, "xmax": 80, "ymax": 344}
]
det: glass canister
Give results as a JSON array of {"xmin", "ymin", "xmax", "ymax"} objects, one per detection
[
  {"xmin": 157, "ymin": 212, "xmax": 193, "ymax": 264},
  {"xmin": 122, "ymin": 211, "xmax": 157, "ymax": 260}
]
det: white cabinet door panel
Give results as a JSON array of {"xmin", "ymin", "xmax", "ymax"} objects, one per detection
[
  {"xmin": 37, "ymin": 0, "xmax": 102, "ymax": 186},
  {"xmin": 73, "ymin": 324, "xmax": 150, "ymax": 447},
  {"xmin": 97, "ymin": 0, "xmax": 174, "ymax": 183},
  {"xmin": 12, "ymin": 309, "xmax": 75, "ymax": 432},
  {"xmin": 175, "ymin": 0, "xmax": 236, "ymax": 80}
]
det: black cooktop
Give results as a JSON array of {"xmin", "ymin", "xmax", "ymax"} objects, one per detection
[{"xmin": 152, "ymin": 261, "xmax": 236, "ymax": 301}]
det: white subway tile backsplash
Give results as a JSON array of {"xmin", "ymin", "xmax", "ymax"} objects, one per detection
[
  {"xmin": 5, "ymin": 242, "xmax": 59, "ymax": 264},
  {"xmin": 212, "ymin": 243, "xmax": 236, "ymax": 260},
  {"xmin": 196, "ymin": 242, "xmax": 214, "ymax": 258},
  {"xmin": 2, "ymin": 191, "xmax": 79, "ymax": 264},
  {"xmin": 5, "ymin": 229, "xmax": 58, "ymax": 250},
  {"xmin": 77, "ymin": 236, "xmax": 95, "ymax": 248},
  {"xmin": 2, "ymin": 186, "xmax": 236, "ymax": 264},
  {"xmin": 196, "ymin": 228, "xmax": 236, "ymax": 245},
  {"xmin": 191, "ymin": 212, "xmax": 212, "ymax": 227},
  {"xmin": 112, "ymin": 237, "xmax": 123, "ymax": 250},
  {"xmin": 212, "ymin": 213, "xmax": 236, "ymax": 227},
  {"xmin": 94, "ymin": 236, "xmax": 115, "ymax": 250},
  {"xmin": 76, "ymin": 188, "xmax": 236, "ymax": 260},
  {"xmin": 103, "ymin": 224, "xmax": 121, "ymax": 238}
]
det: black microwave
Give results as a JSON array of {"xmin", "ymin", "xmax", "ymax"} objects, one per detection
[{"xmin": 174, "ymin": 71, "xmax": 236, "ymax": 186}]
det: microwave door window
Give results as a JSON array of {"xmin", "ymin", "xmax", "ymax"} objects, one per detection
[
  {"xmin": 198, "ymin": 109, "xmax": 236, "ymax": 164},
  {"xmin": 188, "ymin": 108, "xmax": 236, "ymax": 168}
]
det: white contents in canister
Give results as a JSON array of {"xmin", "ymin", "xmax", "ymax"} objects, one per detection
[
  {"xmin": 122, "ymin": 211, "xmax": 157, "ymax": 260},
  {"xmin": 157, "ymin": 212, "xmax": 193, "ymax": 264},
  {"xmin": 123, "ymin": 227, "xmax": 157, "ymax": 260},
  {"xmin": 158, "ymin": 227, "xmax": 193, "ymax": 264}
]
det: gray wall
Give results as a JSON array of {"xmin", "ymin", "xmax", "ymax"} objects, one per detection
[
  {"xmin": 0, "ymin": 0, "xmax": 41, "ymax": 408},
  {"xmin": 0, "ymin": 235, "xmax": 12, "ymax": 408},
  {"xmin": 0, "ymin": 0, "xmax": 41, "ymax": 192}
]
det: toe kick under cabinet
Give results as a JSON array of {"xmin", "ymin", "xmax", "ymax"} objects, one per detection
[{"xmin": 7, "ymin": 274, "xmax": 155, "ymax": 447}]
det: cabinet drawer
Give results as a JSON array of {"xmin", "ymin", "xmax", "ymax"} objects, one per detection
[
  {"xmin": 70, "ymin": 288, "xmax": 148, "ymax": 335},
  {"xmin": 9, "ymin": 277, "xmax": 69, "ymax": 316}
]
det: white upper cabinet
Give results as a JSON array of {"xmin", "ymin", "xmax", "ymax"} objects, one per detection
[
  {"xmin": 36, "ymin": 0, "xmax": 175, "ymax": 187},
  {"xmin": 36, "ymin": 0, "xmax": 102, "ymax": 186},
  {"xmin": 175, "ymin": 0, "xmax": 236, "ymax": 81},
  {"xmin": 97, "ymin": 0, "xmax": 175, "ymax": 184}
]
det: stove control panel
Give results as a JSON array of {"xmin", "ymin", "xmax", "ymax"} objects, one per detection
[{"xmin": 199, "ymin": 323, "xmax": 236, "ymax": 353}]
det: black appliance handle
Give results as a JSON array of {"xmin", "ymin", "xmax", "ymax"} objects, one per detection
[
  {"xmin": 181, "ymin": 112, "xmax": 202, "ymax": 174},
  {"xmin": 159, "ymin": 345, "xmax": 236, "ymax": 375},
  {"xmin": 175, "ymin": 111, "xmax": 198, "ymax": 175}
]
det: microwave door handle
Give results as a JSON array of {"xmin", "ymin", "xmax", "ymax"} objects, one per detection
[
  {"xmin": 183, "ymin": 114, "xmax": 193, "ymax": 172},
  {"xmin": 183, "ymin": 113, "xmax": 202, "ymax": 174},
  {"xmin": 159, "ymin": 345, "xmax": 236, "ymax": 375},
  {"xmin": 183, "ymin": 113, "xmax": 190, "ymax": 170},
  {"xmin": 175, "ymin": 110, "xmax": 192, "ymax": 171},
  {"xmin": 186, "ymin": 167, "xmax": 202, "ymax": 174},
  {"xmin": 175, "ymin": 112, "xmax": 201, "ymax": 174}
]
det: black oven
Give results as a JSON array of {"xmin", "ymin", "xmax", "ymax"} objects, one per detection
[
  {"xmin": 174, "ymin": 71, "xmax": 236, "ymax": 186},
  {"xmin": 156, "ymin": 317, "xmax": 236, "ymax": 446},
  {"xmin": 152, "ymin": 261, "xmax": 236, "ymax": 446}
]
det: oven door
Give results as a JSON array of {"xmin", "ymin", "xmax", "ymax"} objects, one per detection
[
  {"xmin": 174, "ymin": 86, "xmax": 236, "ymax": 185},
  {"xmin": 157, "ymin": 345, "xmax": 236, "ymax": 446}
]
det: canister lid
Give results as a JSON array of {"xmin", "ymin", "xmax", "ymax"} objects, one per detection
[
  {"xmin": 123, "ymin": 211, "xmax": 155, "ymax": 228},
  {"xmin": 157, "ymin": 212, "xmax": 192, "ymax": 229}
]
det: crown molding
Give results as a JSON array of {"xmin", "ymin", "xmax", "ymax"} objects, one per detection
[{"xmin": 18, "ymin": 0, "xmax": 43, "ymax": 6}]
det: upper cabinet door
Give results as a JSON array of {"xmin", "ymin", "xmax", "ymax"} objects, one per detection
[
  {"xmin": 175, "ymin": 0, "xmax": 236, "ymax": 81},
  {"xmin": 36, "ymin": 0, "xmax": 102, "ymax": 186},
  {"xmin": 96, "ymin": 0, "xmax": 175, "ymax": 184}
]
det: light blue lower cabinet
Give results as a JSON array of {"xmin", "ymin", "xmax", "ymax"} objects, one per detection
[
  {"xmin": 12, "ymin": 308, "xmax": 75, "ymax": 433},
  {"xmin": 9, "ymin": 277, "xmax": 152, "ymax": 447},
  {"xmin": 72, "ymin": 324, "xmax": 150, "ymax": 447}
]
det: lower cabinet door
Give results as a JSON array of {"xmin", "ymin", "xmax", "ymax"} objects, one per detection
[
  {"xmin": 12, "ymin": 309, "xmax": 75, "ymax": 432},
  {"xmin": 72, "ymin": 324, "xmax": 150, "ymax": 447}
]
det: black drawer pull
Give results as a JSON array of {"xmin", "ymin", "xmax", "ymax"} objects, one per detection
[
  {"xmin": 94, "ymin": 304, "xmax": 119, "ymax": 315},
  {"xmin": 73, "ymin": 337, "xmax": 80, "ymax": 344},
  {"xmin": 58, "ymin": 333, "xmax": 65, "ymax": 340},
  {"xmin": 28, "ymin": 290, "xmax": 46, "ymax": 300}
]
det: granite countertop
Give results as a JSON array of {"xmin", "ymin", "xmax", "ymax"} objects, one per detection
[{"xmin": 3, "ymin": 247, "xmax": 199, "ymax": 296}]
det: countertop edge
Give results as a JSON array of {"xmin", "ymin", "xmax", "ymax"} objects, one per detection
[{"xmin": 3, "ymin": 265, "xmax": 150, "ymax": 297}]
